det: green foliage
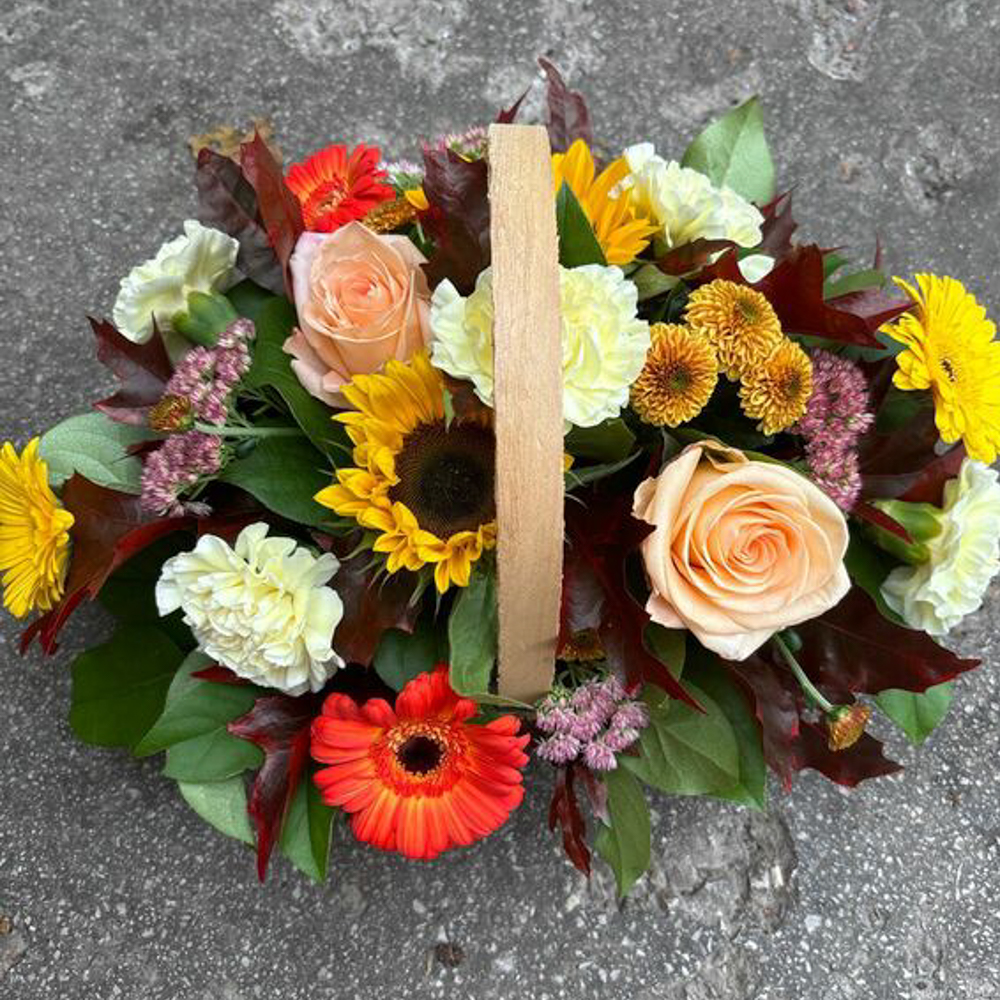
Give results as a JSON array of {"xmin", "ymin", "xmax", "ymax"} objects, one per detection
[
  {"xmin": 844, "ymin": 530, "xmax": 906, "ymax": 624},
  {"xmin": 876, "ymin": 385, "xmax": 932, "ymax": 434},
  {"xmin": 40, "ymin": 412, "xmax": 150, "ymax": 493},
  {"xmin": 824, "ymin": 267, "xmax": 885, "ymax": 300},
  {"xmin": 242, "ymin": 298, "xmax": 345, "ymax": 456},
  {"xmin": 631, "ymin": 263, "xmax": 681, "ymax": 302},
  {"xmin": 595, "ymin": 766, "xmax": 651, "ymax": 897},
  {"xmin": 163, "ymin": 727, "xmax": 263, "ymax": 783},
  {"xmin": 565, "ymin": 451, "xmax": 641, "ymax": 491},
  {"xmin": 680, "ymin": 97, "xmax": 774, "ymax": 205},
  {"xmin": 644, "ymin": 624, "xmax": 686, "ymax": 680},
  {"xmin": 875, "ymin": 683, "xmax": 953, "ymax": 745},
  {"xmin": 226, "ymin": 278, "xmax": 278, "ymax": 324},
  {"xmin": 374, "ymin": 617, "xmax": 447, "ymax": 692},
  {"xmin": 623, "ymin": 683, "xmax": 740, "ymax": 795},
  {"xmin": 177, "ymin": 777, "xmax": 255, "ymax": 845},
  {"xmin": 555, "ymin": 181, "xmax": 606, "ymax": 267},
  {"xmin": 279, "ymin": 775, "xmax": 336, "ymax": 882},
  {"xmin": 69, "ymin": 625, "xmax": 185, "ymax": 749},
  {"xmin": 221, "ymin": 435, "xmax": 332, "ymax": 528},
  {"xmin": 447, "ymin": 564, "xmax": 498, "ymax": 697},
  {"xmin": 565, "ymin": 418, "xmax": 636, "ymax": 462}
]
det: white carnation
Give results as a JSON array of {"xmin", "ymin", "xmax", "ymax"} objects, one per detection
[
  {"xmin": 112, "ymin": 220, "xmax": 239, "ymax": 344},
  {"xmin": 430, "ymin": 265, "xmax": 650, "ymax": 429},
  {"xmin": 156, "ymin": 522, "xmax": 345, "ymax": 695},
  {"xmin": 881, "ymin": 460, "xmax": 1000, "ymax": 635},
  {"xmin": 622, "ymin": 143, "xmax": 763, "ymax": 252}
]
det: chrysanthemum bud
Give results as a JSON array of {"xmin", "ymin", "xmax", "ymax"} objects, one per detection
[{"xmin": 826, "ymin": 703, "xmax": 872, "ymax": 751}]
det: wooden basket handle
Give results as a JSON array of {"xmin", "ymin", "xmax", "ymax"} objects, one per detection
[{"xmin": 488, "ymin": 124, "xmax": 564, "ymax": 702}]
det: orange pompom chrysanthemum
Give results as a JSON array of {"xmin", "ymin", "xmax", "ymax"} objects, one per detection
[
  {"xmin": 311, "ymin": 666, "xmax": 529, "ymax": 860},
  {"xmin": 286, "ymin": 143, "xmax": 395, "ymax": 232}
]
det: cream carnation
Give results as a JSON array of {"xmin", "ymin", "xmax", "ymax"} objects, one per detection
[
  {"xmin": 881, "ymin": 460, "xmax": 1000, "ymax": 636},
  {"xmin": 622, "ymin": 143, "xmax": 763, "ymax": 251},
  {"xmin": 112, "ymin": 220, "xmax": 239, "ymax": 345},
  {"xmin": 430, "ymin": 265, "xmax": 650, "ymax": 429},
  {"xmin": 155, "ymin": 522, "xmax": 345, "ymax": 695}
]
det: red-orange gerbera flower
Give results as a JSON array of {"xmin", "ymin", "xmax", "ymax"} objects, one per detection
[
  {"xmin": 311, "ymin": 666, "xmax": 529, "ymax": 860},
  {"xmin": 286, "ymin": 143, "xmax": 394, "ymax": 232}
]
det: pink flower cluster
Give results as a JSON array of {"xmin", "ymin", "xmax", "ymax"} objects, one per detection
[
  {"xmin": 425, "ymin": 125, "xmax": 489, "ymax": 160},
  {"xmin": 140, "ymin": 319, "xmax": 255, "ymax": 516},
  {"xmin": 793, "ymin": 351, "xmax": 875, "ymax": 511},
  {"xmin": 535, "ymin": 675, "xmax": 650, "ymax": 772},
  {"xmin": 163, "ymin": 318, "xmax": 254, "ymax": 426}
]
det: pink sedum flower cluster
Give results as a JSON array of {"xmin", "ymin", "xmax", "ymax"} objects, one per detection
[
  {"xmin": 794, "ymin": 351, "xmax": 875, "ymax": 511},
  {"xmin": 535, "ymin": 675, "xmax": 649, "ymax": 771}
]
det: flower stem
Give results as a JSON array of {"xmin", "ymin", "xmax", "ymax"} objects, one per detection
[
  {"xmin": 772, "ymin": 632, "xmax": 835, "ymax": 713},
  {"xmin": 194, "ymin": 422, "xmax": 305, "ymax": 439}
]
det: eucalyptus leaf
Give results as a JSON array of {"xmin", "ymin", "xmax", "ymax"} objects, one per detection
[
  {"xmin": 177, "ymin": 777, "xmax": 255, "ymax": 845},
  {"xmin": 40, "ymin": 412, "xmax": 150, "ymax": 493},
  {"xmin": 555, "ymin": 181, "xmax": 606, "ymax": 267},
  {"xmin": 875, "ymin": 683, "xmax": 953, "ymax": 745},
  {"xmin": 595, "ymin": 766, "xmax": 651, "ymax": 898},
  {"xmin": 448, "ymin": 564, "xmax": 498, "ymax": 697}
]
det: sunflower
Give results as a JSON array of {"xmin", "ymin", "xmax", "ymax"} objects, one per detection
[
  {"xmin": 552, "ymin": 139, "xmax": 657, "ymax": 266},
  {"xmin": 630, "ymin": 323, "xmax": 718, "ymax": 427},
  {"xmin": 315, "ymin": 352, "xmax": 498, "ymax": 593},
  {"xmin": 286, "ymin": 143, "xmax": 395, "ymax": 233},
  {"xmin": 881, "ymin": 274, "xmax": 1000, "ymax": 463},
  {"xmin": 311, "ymin": 666, "xmax": 529, "ymax": 860},
  {"xmin": 0, "ymin": 438, "xmax": 74, "ymax": 618},
  {"xmin": 739, "ymin": 339, "xmax": 814, "ymax": 435},
  {"xmin": 685, "ymin": 280, "xmax": 784, "ymax": 381}
]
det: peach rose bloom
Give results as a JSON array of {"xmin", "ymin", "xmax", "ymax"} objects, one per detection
[
  {"xmin": 633, "ymin": 442, "xmax": 850, "ymax": 660},
  {"xmin": 284, "ymin": 221, "xmax": 431, "ymax": 405}
]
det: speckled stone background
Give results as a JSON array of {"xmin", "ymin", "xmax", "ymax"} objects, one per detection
[{"xmin": 2, "ymin": 1, "xmax": 1000, "ymax": 998}]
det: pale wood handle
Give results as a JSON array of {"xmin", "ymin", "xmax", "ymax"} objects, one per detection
[{"xmin": 488, "ymin": 123, "xmax": 563, "ymax": 703}]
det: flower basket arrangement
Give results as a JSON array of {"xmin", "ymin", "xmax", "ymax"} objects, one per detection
[{"xmin": 6, "ymin": 59, "xmax": 999, "ymax": 894}]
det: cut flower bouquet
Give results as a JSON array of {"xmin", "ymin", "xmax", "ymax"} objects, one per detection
[{"xmin": 5, "ymin": 60, "xmax": 999, "ymax": 894}]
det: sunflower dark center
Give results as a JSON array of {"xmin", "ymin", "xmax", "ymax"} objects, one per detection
[
  {"xmin": 390, "ymin": 421, "xmax": 496, "ymax": 538},
  {"xmin": 396, "ymin": 735, "xmax": 444, "ymax": 775}
]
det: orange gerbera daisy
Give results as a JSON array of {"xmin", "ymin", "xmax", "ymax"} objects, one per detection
[
  {"xmin": 311, "ymin": 666, "xmax": 529, "ymax": 860},
  {"xmin": 286, "ymin": 143, "xmax": 395, "ymax": 232}
]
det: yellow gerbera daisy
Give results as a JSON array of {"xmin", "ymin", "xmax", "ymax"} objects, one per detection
[
  {"xmin": 315, "ymin": 352, "xmax": 498, "ymax": 593},
  {"xmin": 552, "ymin": 139, "xmax": 657, "ymax": 266},
  {"xmin": 685, "ymin": 280, "xmax": 784, "ymax": 381},
  {"xmin": 739, "ymin": 339, "xmax": 814, "ymax": 435},
  {"xmin": 0, "ymin": 438, "xmax": 74, "ymax": 618},
  {"xmin": 630, "ymin": 323, "xmax": 718, "ymax": 427},
  {"xmin": 881, "ymin": 274, "xmax": 1000, "ymax": 463}
]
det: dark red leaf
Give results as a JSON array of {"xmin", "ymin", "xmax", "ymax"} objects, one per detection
[
  {"xmin": 690, "ymin": 247, "xmax": 745, "ymax": 285},
  {"xmin": 228, "ymin": 691, "xmax": 322, "ymax": 880},
  {"xmin": 239, "ymin": 132, "xmax": 304, "ymax": 298},
  {"xmin": 495, "ymin": 87, "xmax": 529, "ymax": 124},
  {"xmin": 547, "ymin": 764, "xmax": 591, "ymax": 876},
  {"xmin": 195, "ymin": 147, "xmax": 284, "ymax": 295},
  {"xmin": 758, "ymin": 190, "xmax": 798, "ymax": 259},
  {"xmin": 898, "ymin": 444, "xmax": 966, "ymax": 504},
  {"xmin": 538, "ymin": 58, "xmax": 593, "ymax": 153},
  {"xmin": 797, "ymin": 722, "xmax": 902, "ymax": 786},
  {"xmin": 656, "ymin": 238, "xmax": 736, "ymax": 277},
  {"xmin": 562, "ymin": 491, "xmax": 700, "ymax": 710},
  {"xmin": 328, "ymin": 534, "xmax": 420, "ymax": 666},
  {"xmin": 92, "ymin": 318, "xmax": 172, "ymax": 426},
  {"xmin": 21, "ymin": 475, "xmax": 192, "ymax": 654},
  {"xmin": 851, "ymin": 501, "xmax": 913, "ymax": 543},
  {"xmin": 796, "ymin": 586, "xmax": 979, "ymax": 696},
  {"xmin": 192, "ymin": 665, "xmax": 250, "ymax": 685}
]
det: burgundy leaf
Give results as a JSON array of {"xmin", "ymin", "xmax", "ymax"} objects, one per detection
[
  {"xmin": 538, "ymin": 58, "xmax": 593, "ymax": 152},
  {"xmin": 195, "ymin": 147, "xmax": 284, "ymax": 294},
  {"xmin": 758, "ymin": 190, "xmax": 798, "ymax": 259},
  {"xmin": 92, "ymin": 317, "xmax": 172, "ymax": 426},
  {"xmin": 548, "ymin": 764, "xmax": 591, "ymax": 875},
  {"xmin": 796, "ymin": 586, "xmax": 979, "ymax": 696},
  {"xmin": 798, "ymin": 722, "xmax": 902, "ymax": 786},
  {"xmin": 239, "ymin": 132, "xmax": 304, "ymax": 298},
  {"xmin": 228, "ymin": 691, "xmax": 322, "ymax": 880},
  {"xmin": 656, "ymin": 238, "xmax": 736, "ymax": 277},
  {"xmin": 898, "ymin": 444, "xmax": 966, "ymax": 504},
  {"xmin": 495, "ymin": 87, "xmax": 529, "ymax": 124},
  {"xmin": 851, "ymin": 501, "xmax": 913, "ymax": 544},
  {"xmin": 192, "ymin": 665, "xmax": 250, "ymax": 685}
]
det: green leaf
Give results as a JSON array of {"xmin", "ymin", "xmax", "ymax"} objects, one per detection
[
  {"xmin": 876, "ymin": 385, "xmax": 932, "ymax": 434},
  {"xmin": 40, "ymin": 412, "xmax": 150, "ymax": 493},
  {"xmin": 163, "ymin": 727, "xmax": 263, "ymax": 782},
  {"xmin": 374, "ymin": 619, "xmax": 446, "ymax": 692},
  {"xmin": 565, "ymin": 418, "xmax": 636, "ymax": 462},
  {"xmin": 177, "ymin": 777, "xmax": 255, "ymax": 845},
  {"xmin": 134, "ymin": 650, "xmax": 260, "ymax": 756},
  {"xmin": 680, "ymin": 97, "xmax": 774, "ymax": 205},
  {"xmin": 844, "ymin": 530, "xmax": 906, "ymax": 624},
  {"xmin": 644, "ymin": 624, "xmax": 686, "ymax": 680},
  {"xmin": 631, "ymin": 263, "xmax": 681, "ymax": 302},
  {"xmin": 279, "ymin": 774, "xmax": 336, "ymax": 882},
  {"xmin": 875, "ymin": 683, "xmax": 953, "ymax": 745},
  {"xmin": 242, "ymin": 298, "xmax": 345, "ymax": 456},
  {"xmin": 624, "ymin": 683, "xmax": 740, "ymax": 795},
  {"xmin": 226, "ymin": 279, "xmax": 278, "ymax": 324},
  {"xmin": 220, "ymin": 435, "xmax": 332, "ymax": 528},
  {"xmin": 565, "ymin": 450, "xmax": 641, "ymax": 490},
  {"xmin": 595, "ymin": 766, "xmax": 651, "ymax": 898},
  {"xmin": 687, "ymin": 649, "xmax": 766, "ymax": 809},
  {"xmin": 555, "ymin": 181, "xmax": 606, "ymax": 267},
  {"xmin": 448, "ymin": 564, "xmax": 498, "ymax": 697},
  {"xmin": 824, "ymin": 267, "xmax": 885, "ymax": 300},
  {"xmin": 69, "ymin": 625, "xmax": 184, "ymax": 749}
]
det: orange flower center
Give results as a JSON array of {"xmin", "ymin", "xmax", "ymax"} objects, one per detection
[{"xmin": 373, "ymin": 720, "xmax": 468, "ymax": 796}]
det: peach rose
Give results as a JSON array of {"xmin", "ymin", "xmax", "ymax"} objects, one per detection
[
  {"xmin": 284, "ymin": 221, "xmax": 431, "ymax": 405},
  {"xmin": 633, "ymin": 442, "xmax": 850, "ymax": 660}
]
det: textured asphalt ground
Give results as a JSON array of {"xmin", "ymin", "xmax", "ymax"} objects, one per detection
[{"xmin": 2, "ymin": 1, "xmax": 1000, "ymax": 997}]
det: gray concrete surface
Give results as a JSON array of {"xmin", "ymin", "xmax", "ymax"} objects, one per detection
[{"xmin": 2, "ymin": 1, "xmax": 1000, "ymax": 997}]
